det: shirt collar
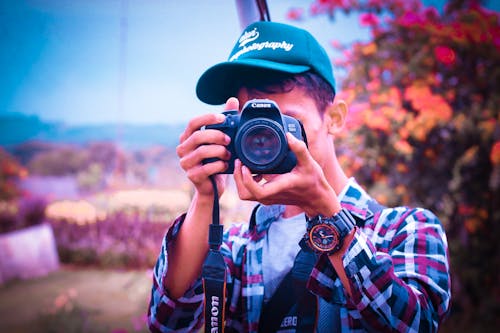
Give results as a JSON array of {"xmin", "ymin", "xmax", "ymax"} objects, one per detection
[
  {"xmin": 250, "ymin": 204, "xmax": 285, "ymax": 234},
  {"xmin": 340, "ymin": 177, "xmax": 379, "ymax": 222}
]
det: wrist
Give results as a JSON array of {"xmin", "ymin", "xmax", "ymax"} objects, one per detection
[
  {"xmin": 193, "ymin": 190, "xmax": 216, "ymax": 205},
  {"xmin": 307, "ymin": 201, "xmax": 341, "ymax": 219},
  {"xmin": 307, "ymin": 184, "xmax": 341, "ymax": 217},
  {"xmin": 188, "ymin": 192, "xmax": 217, "ymax": 222},
  {"xmin": 318, "ymin": 201, "xmax": 342, "ymax": 217}
]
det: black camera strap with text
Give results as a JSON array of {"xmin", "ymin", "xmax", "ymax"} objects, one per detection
[
  {"xmin": 258, "ymin": 248, "xmax": 318, "ymax": 332},
  {"xmin": 202, "ymin": 176, "xmax": 226, "ymax": 333}
]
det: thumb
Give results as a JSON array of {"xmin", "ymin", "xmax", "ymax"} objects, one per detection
[{"xmin": 224, "ymin": 97, "xmax": 239, "ymax": 112}]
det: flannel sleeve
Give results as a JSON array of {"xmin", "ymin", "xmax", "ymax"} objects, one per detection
[
  {"xmin": 308, "ymin": 207, "xmax": 451, "ymax": 332},
  {"xmin": 147, "ymin": 214, "xmax": 205, "ymax": 332},
  {"xmin": 343, "ymin": 207, "xmax": 451, "ymax": 332}
]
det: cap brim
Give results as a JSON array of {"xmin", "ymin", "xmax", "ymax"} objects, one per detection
[{"xmin": 196, "ymin": 59, "xmax": 310, "ymax": 105}]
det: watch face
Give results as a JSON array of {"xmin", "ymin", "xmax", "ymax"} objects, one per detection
[{"xmin": 309, "ymin": 224, "xmax": 340, "ymax": 253}]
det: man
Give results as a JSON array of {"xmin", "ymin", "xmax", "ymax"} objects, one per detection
[{"xmin": 148, "ymin": 21, "xmax": 451, "ymax": 332}]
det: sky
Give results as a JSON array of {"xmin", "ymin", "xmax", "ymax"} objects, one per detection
[
  {"xmin": 0, "ymin": 0, "xmax": 497, "ymax": 126},
  {"xmin": 0, "ymin": 0, "xmax": 374, "ymax": 126}
]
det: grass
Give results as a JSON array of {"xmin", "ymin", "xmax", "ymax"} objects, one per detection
[
  {"xmin": 0, "ymin": 266, "xmax": 152, "ymax": 333},
  {"xmin": 0, "ymin": 264, "xmax": 470, "ymax": 333}
]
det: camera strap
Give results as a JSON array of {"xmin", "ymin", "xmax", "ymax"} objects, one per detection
[
  {"xmin": 202, "ymin": 176, "xmax": 226, "ymax": 333},
  {"xmin": 258, "ymin": 248, "xmax": 318, "ymax": 332}
]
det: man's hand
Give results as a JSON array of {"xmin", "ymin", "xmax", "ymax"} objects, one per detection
[
  {"xmin": 233, "ymin": 132, "xmax": 341, "ymax": 217},
  {"xmin": 176, "ymin": 97, "xmax": 239, "ymax": 198},
  {"xmin": 166, "ymin": 97, "xmax": 240, "ymax": 300}
]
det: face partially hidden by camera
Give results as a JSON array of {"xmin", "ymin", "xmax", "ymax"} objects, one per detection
[{"xmin": 204, "ymin": 99, "xmax": 307, "ymax": 175}]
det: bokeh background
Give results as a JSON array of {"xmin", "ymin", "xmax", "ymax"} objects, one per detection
[{"xmin": 1, "ymin": 0, "xmax": 499, "ymax": 332}]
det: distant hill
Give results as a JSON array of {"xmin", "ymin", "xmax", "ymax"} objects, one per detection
[{"xmin": 0, "ymin": 114, "xmax": 184, "ymax": 148}]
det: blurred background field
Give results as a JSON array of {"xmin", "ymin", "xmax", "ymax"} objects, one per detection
[
  {"xmin": 0, "ymin": 268, "xmax": 151, "ymax": 333},
  {"xmin": 1, "ymin": 0, "xmax": 499, "ymax": 332},
  {"xmin": 0, "ymin": 142, "xmax": 254, "ymax": 332}
]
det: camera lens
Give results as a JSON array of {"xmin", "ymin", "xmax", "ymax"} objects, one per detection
[{"xmin": 240, "ymin": 125, "xmax": 281, "ymax": 165}]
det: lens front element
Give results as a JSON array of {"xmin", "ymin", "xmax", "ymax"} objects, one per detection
[
  {"xmin": 235, "ymin": 118, "xmax": 287, "ymax": 173},
  {"xmin": 241, "ymin": 125, "xmax": 280, "ymax": 165}
]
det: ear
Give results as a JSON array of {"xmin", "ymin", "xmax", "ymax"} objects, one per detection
[{"xmin": 326, "ymin": 99, "xmax": 348, "ymax": 134}]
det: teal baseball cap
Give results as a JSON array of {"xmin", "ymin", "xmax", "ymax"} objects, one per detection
[{"xmin": 196, "ymin": 21, "xmax": 336, "ymax": 105}]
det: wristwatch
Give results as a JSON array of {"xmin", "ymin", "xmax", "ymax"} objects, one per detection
[{"xmin": 305, "ymin": 208, "xmax": 356, "ymax": 256}]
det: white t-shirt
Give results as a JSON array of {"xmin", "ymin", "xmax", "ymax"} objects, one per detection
[
  {"xmin": 261, "ymin": 177, "xmax": 354, "ymax": 301},
  {"xmin": 262, "ymin": 212, "xmax": 306, "ymax": 302}
]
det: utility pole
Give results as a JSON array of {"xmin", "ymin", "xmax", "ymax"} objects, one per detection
[{"xmin": 234, "ymin": 0, "xmax": 270, "ymax": 30}]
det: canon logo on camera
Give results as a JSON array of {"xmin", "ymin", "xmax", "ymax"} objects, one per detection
[{"xmin": 251, "ymin": 102, "xmax": 272, "ymax": 108}]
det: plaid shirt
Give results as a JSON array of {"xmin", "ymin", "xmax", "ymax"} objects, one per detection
[{"xmin": 148, "ymin": 179, "xmax": 451, "ymax": 332}]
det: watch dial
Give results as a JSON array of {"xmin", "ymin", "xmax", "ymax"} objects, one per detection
[{"xmin": 309, "ymin": 224, "xmax": 340, "ymax": 252}]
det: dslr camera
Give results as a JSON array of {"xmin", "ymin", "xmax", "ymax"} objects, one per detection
[{"xmin": 204, "ymin": 99, "xmax": 307, "ymax": 174}]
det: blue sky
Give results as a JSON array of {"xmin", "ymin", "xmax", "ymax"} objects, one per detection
[
  {"xmin": 0, "ymin": 0, "xmax": 497, "ymax": 126},
  {"xmin": 0, "ymin": 0, "xmax": 374, "ymax": 125}
]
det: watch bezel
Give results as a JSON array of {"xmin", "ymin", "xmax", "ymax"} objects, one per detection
[
  {"xmin": 305, "ymin": 208, "xmax": 356, "ymax": 256},
  {"xmin": 308, "ymin": 223, "xmax": 341, "ymax": 253}
]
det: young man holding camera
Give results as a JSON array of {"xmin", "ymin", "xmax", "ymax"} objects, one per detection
[{"xmin": 148, "ymin": 21, "xmax": 451, "ymax": 332}]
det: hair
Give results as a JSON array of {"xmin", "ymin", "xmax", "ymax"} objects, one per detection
[{"xmin": 236, "ymin": 70, "xmax": 336, "ymax": 114}]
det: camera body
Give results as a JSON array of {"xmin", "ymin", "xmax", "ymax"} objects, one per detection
[{"xmin": 205, "ymin": 99, "xmax": 307, "ymax": 174}]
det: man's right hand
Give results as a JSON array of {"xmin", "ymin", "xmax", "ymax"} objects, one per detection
[
  {"xmin": 176, "ymin": 97, "xmax": 240, "ymax": 198},
  {"xmin": 166, "ymin": 98, "xmax": 239, "ymax": 299}
]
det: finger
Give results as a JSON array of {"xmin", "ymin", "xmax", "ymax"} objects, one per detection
[
  {"xmin": 186, "ymin": 161, "xmax": 228, "ymax": 185},
  {"xmin": 239, "ymin": 163, "xmax": 282, "ymax": 202},
  {"xmin": 179, "ymin": 113, "xmax": 226, "ymax": 143},
  {"xmin": 177, "ymin": 128, "xmax": 230, "ymax": 158},
  {"xmin": 179, "ymin": 144, "xmax": 230, "ymax": 171},
  {"xmin": 233, "ymin": 159, "xmax": 253, "ymax": 200},
  {"xmin": 224, "ymin": 97, "xmax": 239, "ymax": 112}
]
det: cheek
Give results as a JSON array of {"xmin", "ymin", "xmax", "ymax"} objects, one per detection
[
  {"xmin": 303, "ymin": 113, "xmax": 326, "ymax": 134},
  {"xmin": 304, "ymin": 128, "xmax": 331, "ymax": 163},
  {"xmin": 303, "ymin": 122, "xmax": 327, "ymax": 147}
]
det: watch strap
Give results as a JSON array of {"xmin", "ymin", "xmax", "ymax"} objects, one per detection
[
  {"xmin": 333, "ymin": 208, "xmax": 356, "ymax": 232},
  {"xmin": 307, "ymin": 208, "xmax": 356, "ymax": 229}
]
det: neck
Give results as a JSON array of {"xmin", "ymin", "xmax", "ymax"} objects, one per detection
[
  {"xmin": 325, "ymin": 153, "xmax": 349, "ymax": 195},
  {"xmin": 321, "ymin": 139, "xmax": 349, "ymax": 195},
  {"xmin": 282, "ymin": 205, "xmax": 304, "ymax": 218}
]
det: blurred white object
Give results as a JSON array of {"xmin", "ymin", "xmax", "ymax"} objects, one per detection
[{"xmin": 0, "ymin": 223, "xmax": 60, "ymax": 284}]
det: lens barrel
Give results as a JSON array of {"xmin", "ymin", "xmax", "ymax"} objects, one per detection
[{"xmin": 235, "ymin": 118, "xmax": 287, "ymax": 173}]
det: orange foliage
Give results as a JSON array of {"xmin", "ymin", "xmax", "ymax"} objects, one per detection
[
  {"xmin": 305, "ymin": 0, "xmax": 500, "ymax": 329},
  {"xmin": 491, "ymin": 141, "xmax": 500, "ymax": 165},
  {"xmin": 394, "ymin": 140, "xmax": 413, "ymax": 156},
  {"xmin": 361, "ymin": 42, "xmax": 377, "ymax": 56},
  {"xmin": 0, "ymin": 148, "xmax": 28, "ymax": 200}
]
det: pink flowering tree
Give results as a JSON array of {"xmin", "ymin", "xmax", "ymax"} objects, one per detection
[{"xmin": 289, "ymin": 0, "xmax": 499, "ymax": 331}]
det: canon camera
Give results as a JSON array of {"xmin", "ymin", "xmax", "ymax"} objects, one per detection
[{"xmin": 204, "ymin": 99, "xmax": 307, "ymax": 174}]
